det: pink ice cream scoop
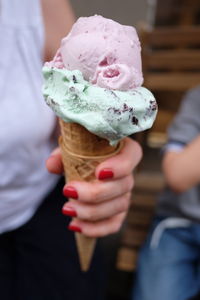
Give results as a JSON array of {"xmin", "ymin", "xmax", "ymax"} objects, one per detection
[{"xmin": 52, "ymin": 15, "xmax": 143, "ymax": 91}]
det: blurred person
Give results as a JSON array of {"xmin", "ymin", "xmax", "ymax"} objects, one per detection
[
  {"xmin": 0, "ymin": 0, "xmax": 142, "ymax": 299},
  {"xmin": 132, "ymin": 86, "xmax": 200, "ymax": 300}
]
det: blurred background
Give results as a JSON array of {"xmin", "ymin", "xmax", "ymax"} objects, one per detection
[
  {"xmin": 71, "ymin": 0, "xmax": 147, "ymax": 27},
  {"xmin": 71, "ymin": 1, "xmax": 200, "ymax": 299}
]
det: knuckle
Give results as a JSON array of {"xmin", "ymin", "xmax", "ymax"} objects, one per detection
[
  {"xmin": 124, "ymin": 175, "xmax": 134, "ymax": 192},
  {"xmin": 112, "ymin": 222, "xmax": 121, "ymax": 234},
  {"xmin": 126, "ymin": 192, "xmax": 132, "ymax": 206},
  {"xmin": 123, "ymin": 159, "xmax": 132, "ymax": 175},
  {"xmin": 116, "ymin": 197, "xmax": 129, "ymax": 213},
  {"xmin": 119, "ymin": 201, "xmax": 127, "ymax": 212},
  {"xmin": 135, "ymin": 141, "xmax": 143, "ymax": 161},
  {"xmin": 130, "ymin": 139, "xmax": 143, "ymax": 162},
  {"xmin": 129, "ymin": 175, "xmax": 134, "ymax": 189},
  {"xmin": 120, "ymin": 195, "xmax": 130, "ymax": 211}
]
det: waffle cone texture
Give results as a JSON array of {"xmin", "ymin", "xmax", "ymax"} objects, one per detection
[{"xmin": 59, "ymin": 119, "xmax": 122, "ymax": 271}]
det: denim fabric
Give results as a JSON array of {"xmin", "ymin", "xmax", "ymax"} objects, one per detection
[{"xmin": 132, "ymin": 217, "xmax": 200, "ymax": 300}]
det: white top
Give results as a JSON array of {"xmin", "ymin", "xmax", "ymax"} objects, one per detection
[{"xmin": 0, "ymin": 0, "xmax": 59, "ymax": 233}]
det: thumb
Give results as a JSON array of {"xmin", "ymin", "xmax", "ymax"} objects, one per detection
[
  {"xmin": 46, "ymin": 147, "xmax": 64, "ymax": 174},
  {"xmin": 95, "ymin": 137, "xmax": 142, "ymax": 180}
]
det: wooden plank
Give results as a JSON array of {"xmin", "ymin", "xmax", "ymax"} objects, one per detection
[
  {"xmin": 134, "ymin": 172, "xmax": 165, "ymax": 191},
  {"xmin": 153, "ymin": 91, "xmax": 183, "ymax": 112},
  {"xmin": 178, "ymin": 0, "xmax": 200, "ymax": 26},
  {"xmin": 140, "ymin": 26, "xmax": 200, "ymax": 47},
  {"xmin": 143, "ymin": 50, "xmax": 200, "ymax": 71},
  {"xmin": 151, "ymin": 109, "xmax": 175, "ymax": 132},
  {"xmin": 144, "ymin": 73, "xmax": 200, "ymax": 91},
  {"xmin": 154, "ymin": 0, "xmax": 200, "ymax": 27},
  {"xmin": 116, "ymin": 247, "xmax": 138, "ymax": 271},
  {"xmin": 147, "ymin": 132, "xmax": 168, "ymax": 148},
  {"xmin": 127, "ymin": 211, "xmax": 153, "ymax": 227},
  {"xmin": 132, "ymin": 195, "xmax": 156, "ymax": 207},
  {"xmin": 128, "ymin": 208, "xmax": 154, "ymax": 221},
  {"xmin": 122, "ymin": 228, "xmax": 148, "ymax": 247}
]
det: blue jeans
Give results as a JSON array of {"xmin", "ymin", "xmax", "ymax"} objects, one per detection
[{"xmin": 132, "ymin": 217, "xmax": 200, "ymax": 300}]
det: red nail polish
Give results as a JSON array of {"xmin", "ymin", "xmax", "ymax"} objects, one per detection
[
  {"xmin": 98, "ymin": 169, "xmax": 114, "ymax": 180},
  {"xmin": 62, "ymin": 207, "xmax": 77, "ymax": 217},
  {"xmin": 63, "ymin": 186, "xmax": 78, "ymax": 199},
  {"xmin": 68, "ymin": 224, "xmax": 82, "ymax": 233}
]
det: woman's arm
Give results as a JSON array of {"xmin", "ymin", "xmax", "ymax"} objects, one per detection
[
  {"xmin": 41, "ymin": 0, "xmax": 76, "ymax": 61},
  {"xmin": 162, "ymin": 135, "xmax": 200, "ymax": 193}
]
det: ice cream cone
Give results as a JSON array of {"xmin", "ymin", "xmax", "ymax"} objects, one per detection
[{"xmin": 59, "ymin": 119, "xmax": 123, "ymax": 271}]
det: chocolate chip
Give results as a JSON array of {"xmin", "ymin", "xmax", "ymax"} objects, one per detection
[
  {"xmin": 72, "ymin": 75, "xmax": 77, "ymax": 83},
  {"xmin": 110, "ymin": 90, "xmax": 118, "ymax": 98},
  {"xmin": 108, "ymin": 107, "xmax": 121, "ymax": 115},
  {"xmin": 132, "ymin": 116, "xmax": 139, "ymax": 125},
  {"xmin": 114, "ymin": 109, "xmax": 121, "ymax": 115},
  {"xmin": 122, "ymin": 103, "xmax": 129, "ymax": 112},
  {"xmin": 51, "ymin": 99, "xmax": 56, "ymax": 105},
  {"xmin": 151, "ymin": 104, "xmax": 157, "ymax": 111}
]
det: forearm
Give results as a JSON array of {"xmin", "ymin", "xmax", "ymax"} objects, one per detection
[
  {"xmin": 162, "ymin": 135, "xmax": 200, "ymax": 192},
  {"xmin": 41, "ymin": 0, "xmax": 76, "ymax": 61}
]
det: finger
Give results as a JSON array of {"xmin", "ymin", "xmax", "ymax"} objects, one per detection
[
  {"xmin": 69, "ymin": 212, "xmax": 127, "ymax": 238},
  {"xmin": 95, "ymin": 137, "xmax": 142, "ymax": 180},
  {"xmin": 63, "ymin": 174, "xmax": 134, "ymax": 203},
  {"xmin": 63, "ymin": 192, "xmax": 131, "ymax": 222},
  {"xmin": 46, "ymin": 147, "xmax": 64, "ymax": 174}
]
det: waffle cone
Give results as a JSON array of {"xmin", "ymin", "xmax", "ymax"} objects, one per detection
[{"xmin": 59, "ymin": 119, "xmax": 123, "ymax": 271}]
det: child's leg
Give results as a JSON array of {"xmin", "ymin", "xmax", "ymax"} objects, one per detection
[{"xmin": 132, "ymin": 217, "xmax": 199, "ymax": 300}]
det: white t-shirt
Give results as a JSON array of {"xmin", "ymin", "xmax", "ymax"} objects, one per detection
[{"xmin": 0, "ymin": 0, "xmax": 59, "ymax": 233}]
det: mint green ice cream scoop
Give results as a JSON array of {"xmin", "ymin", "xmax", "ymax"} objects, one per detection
[{"xmin": 43, "ymin": 67, "xmax": 157, "ymax": 145}]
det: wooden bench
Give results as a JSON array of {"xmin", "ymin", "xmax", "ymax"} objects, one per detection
[
  {"xmin": 142, "ymin": 26, "xmax": 200, "ymax": 92},
  {"xmin": 141, "ymin": 25, "xmax": 200, "ymax": 147},
  {"xmin": 116, "ymin": 25, "xmax": 200, "ymax": 272}
]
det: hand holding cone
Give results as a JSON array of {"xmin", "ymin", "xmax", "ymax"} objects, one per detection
[{"xmin": 59, "ymin": 119, "xmax": 123, "ymax": 271}]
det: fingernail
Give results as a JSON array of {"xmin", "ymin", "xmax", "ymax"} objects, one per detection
[
  {"xmin": 63, "ymin": 186, "xmax": 78, "ymax": 199},
  {"xmin": 62, "ymin": 207, "xmax": 77, "ymax": 217},
  {"xmin": 98, "ymin": 169, "xmax": 114, "ymax": 180},
  {"xmin": 68, "ymin": 224, "xmax": 82, "ymax": 233}
]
